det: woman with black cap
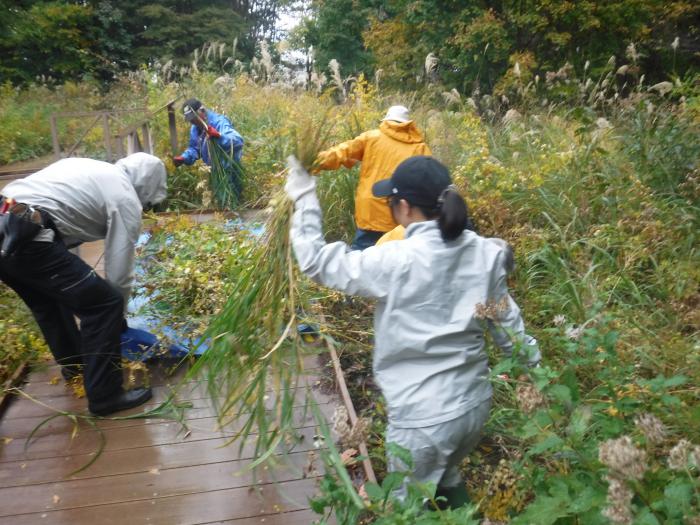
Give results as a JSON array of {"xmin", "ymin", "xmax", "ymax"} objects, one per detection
[{"xmin": 285, "ymin": 154, "xmax": 540, "ymax": 508}]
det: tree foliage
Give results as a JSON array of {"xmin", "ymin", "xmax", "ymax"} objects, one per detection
[
  {"xmin": 0, "ymin": 0, "xmax": 286, "ymax": 84},
  {"xmin": 304, "ymin": 0, "xmax": 374, "ymax": 77},
  {"xmin": 311, "ymin": 0, "xmax": 700, "ymax": 92}
]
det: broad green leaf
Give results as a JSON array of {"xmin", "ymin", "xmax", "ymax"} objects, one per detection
[
  {"xmin": 634, "ymin": 507, "xmax": 662, "ymax": 525},
  {"xmin": 567, "ymin": 405, "xmax": 593, "ymax": 437},
  {"xmin": 528, "ymin": 434, "xmax": 565, "ymax": 456},
  {"xmin": 363, "ymin": 481, "xmax": 384, "ymax": 502},
  {"xmin": 381, "ymin": 472, "xmax": 406, "ymax": 494},
  {"xmin": 549, "ymin": 384, "xmax": 572, "ymax": 406},
  {"xmin": 512, "ymin": 493, "xmax": 571, "ymax": 525}
]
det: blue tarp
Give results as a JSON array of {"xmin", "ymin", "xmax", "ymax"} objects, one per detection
[{"xmin": 121, "ymin": 217, "xmax": 264, "ymax": 361}]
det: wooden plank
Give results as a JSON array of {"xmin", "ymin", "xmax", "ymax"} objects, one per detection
[
  {"xmin": 3, "ymin": 373, "xmax": 333, "ymax": 425},
  {"xmin": 0, "ymin": 383, "xmax": 212, "ymax": 421},
  {"xmin": 21, "ymin": 361, "xmax": 194, "ymax": 391},
  {"xmin": 64, "ymin": 114, "xmax": 102, "ymax": 159},
  {"xmin": 0, "ymin": 477, "xmax": 317, "ymax": 525},
  {"xmin": 19, "ymin": 374, "xmax": 202, "ymax": 399},
  {"xmin": 327, "ymin": 341, "xmax": 376, "ymax": 484},
  {"xmin": 1, "ymin": 397, "xmax": 213, "ymax": 437},
  {"xmin": 0, "ymin": 426, "xmax": 320, "ymax": 488},
  {"xmin": 1, "ymin": 386, "xmax": 332, "ymax": 441},
  {"xmin": 0, "ymin": 404, "xmax": 332, "ymax": 462},
  {"xmin": 198, "ymin": 509, "xmax": 323, "ymax": 524},
  {"xmin": 0, "ymin": 449, "xmax": 313, "ymax": 517},
  {"xmin": 20, "ymin": 369, "xmax": 325, "ymax": 401}
]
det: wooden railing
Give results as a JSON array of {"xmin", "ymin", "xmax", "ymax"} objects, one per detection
[{"xmin": 49, "ymin": 97, "xmax": 182, "ymax": 162}]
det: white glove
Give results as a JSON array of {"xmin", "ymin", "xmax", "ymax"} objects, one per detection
[{"xmin": 285, "ymin": 155, "xmax": 316, "ymax": 202}]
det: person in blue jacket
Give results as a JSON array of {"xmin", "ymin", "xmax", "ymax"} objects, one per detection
[{"xmin": 173, "ymin": 98, "xmax": 244, "ymax": 205}]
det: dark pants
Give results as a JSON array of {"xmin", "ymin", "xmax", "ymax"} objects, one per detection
[
  {"xmin": 0, "ymin": 240, "xmax": 124, "ymax": 402},
  {"xmin": 350, "ymin": 228, "xmax": 384, "ymax": 251}
]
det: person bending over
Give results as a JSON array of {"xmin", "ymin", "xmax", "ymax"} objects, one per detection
[{"xmin": 0, "ymin": 153, "xmax": 167, "ymax": 416}]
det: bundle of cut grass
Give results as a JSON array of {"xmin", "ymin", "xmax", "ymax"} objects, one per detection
[
  {"xmin": 185, "ymin": 112, "xmax": 337, "ymax": 464},
  {"xmin": 208, "ymin": 139, "xmax": 243, "ymax": 209}
]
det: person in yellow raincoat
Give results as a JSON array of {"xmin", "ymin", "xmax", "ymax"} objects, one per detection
[{"xmin": 315, "ymin": 105, "xmax": 431, "ymax": 250}]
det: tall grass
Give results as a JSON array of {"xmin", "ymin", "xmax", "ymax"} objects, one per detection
[{"xmin": 3, "ymin": 61, "xmax": 699, "ymax": 521}]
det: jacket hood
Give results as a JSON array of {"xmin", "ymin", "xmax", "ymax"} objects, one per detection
[
  {"xmin": 115, "ymin": 153, "xmax": 167, "ymax": 206},
  {"xmin": 379, "ymin": 120, "xmax": 425, "ymax": 144}
]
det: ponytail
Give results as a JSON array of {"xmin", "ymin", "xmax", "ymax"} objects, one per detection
[
  {"xmin": 437, "ymin": 186, "xmax": 470, "ymax": 241},
  {"xmin": 403, "ymin": 182, "xmax": 475, "ymax": 242}
]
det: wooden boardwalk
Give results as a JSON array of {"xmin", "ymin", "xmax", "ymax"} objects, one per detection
[{"xmin": 0, "ymin": 240, "xmax": 338, "ymax": 524}]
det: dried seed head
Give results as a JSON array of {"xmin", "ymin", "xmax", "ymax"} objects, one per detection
[
  {"xmin": 599, "ymin": 436, "xmax": 648, "ymax": 480},
  {"xmin": 424, "ymin": 53, "xmax": 439, "ymax": 77},
  {"xmin": 633, "ymin": 413, "xmax": 666, "ymax": 445},
  {"xmin": 474, "ymin": 296, "xmax": 510, "ymax": 321},
  {"xmin": 343, "ymin": 417, "xmax": 371, "ymax": 449},
  {"xmin": 693, "ymin": 445, "xmax": 700, "ymax": 469},
  {"xmin": 601, "ymin": 475, "xmax": 634, "ymax": 525},
  {"xmin": 602, "ymin": 501, "xmax": 633, "ymax": 525},
  {"xmin": 565, "ymin": 326, "xmax": 584, "ymax": 340},
  {"xmin": 553, "ymin": 314, "xmax": 566, "ymax": 326},
  {"xmin": 649, "ymin": 81, "xmax": 673, "ymax": 96},
  {"xmin": 668, "ymin": 439, "xmax": 693, "ymax": 471},
  {"xmin": 625, "ymin": 43, "xmax": 640, "ymax": 63},
  {"xmin": 516, "ymin": 383, "xmax": 547, "ymax": 414},
  {"xmin": 331, "ymin": 406, "xmax": 351, "ymax": 441}
]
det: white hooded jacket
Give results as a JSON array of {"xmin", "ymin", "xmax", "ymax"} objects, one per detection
[
  {"xmin": 291, "ymin": 192, "xmax": 539, "ymax": 428},
  {"xmin": 3, "ymin": 153, "xmax": 167, "ymax": 302}
]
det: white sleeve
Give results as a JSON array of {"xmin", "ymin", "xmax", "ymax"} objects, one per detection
[
  {"xmin": 103, "ymin": 200, "xmax": 141, "ymax": 305},
  {"xmin": 290, "ymin": 192, "xmax": 397, "ymax": 299},
  {"xmin": 487, "ymin": 252, "xmax": 541, "ymax": 366}
]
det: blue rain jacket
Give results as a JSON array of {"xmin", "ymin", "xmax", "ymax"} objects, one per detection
[{"xmin": 180, "ymin": 110, "xmax": 244, "ymax": 167}]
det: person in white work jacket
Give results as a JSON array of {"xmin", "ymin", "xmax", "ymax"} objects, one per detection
[
  {"xmin": 285, "ymin": 154, "xmax": 540, "ymax": 508},
  {"xmin": 0, "ymin": 153, "xmax": 167, "ymax": 416}
]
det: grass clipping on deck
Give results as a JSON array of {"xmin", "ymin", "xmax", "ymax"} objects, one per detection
[{"xmin": 187, "ymin": 116, "xmax": 334, "ymax": 464}]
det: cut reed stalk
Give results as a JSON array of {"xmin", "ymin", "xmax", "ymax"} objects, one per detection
[{"xmin": 186, "ymin": 114, "xmax": 338, "ymax": 465}]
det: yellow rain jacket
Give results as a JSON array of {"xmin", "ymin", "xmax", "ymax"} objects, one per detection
[
  {"xmin": 376, "ymin": 225, "xmax": 406, "ymax": 245},
  {"xmin": 317, "ymin": 121, "xmax": 431, "ymax": 233}
]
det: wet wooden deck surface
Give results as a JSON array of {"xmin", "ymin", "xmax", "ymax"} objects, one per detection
[{"xmin": 0, "ymin": 239, "xmax": 336, "ymax": 524}]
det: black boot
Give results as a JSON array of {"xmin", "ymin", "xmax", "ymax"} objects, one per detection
[
  {"xmin": 435, "ymin": 484, "xmax": 470, "ymax": 509},
  {"xmin": 88, "ymin": 387, "xmax": 152, "ymax": 416},
  {"xmin": 61, "ymin": 365, "xmax": 83, "ymax": 382}
]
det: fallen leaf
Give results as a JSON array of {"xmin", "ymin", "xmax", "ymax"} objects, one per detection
[
  {"xmin": 48, "ymin": 376, "xmax": 60, "ymax": 385},
  {"xmin": 340, "ymin": 448, "xmax": 358, "ymax": 465},
  {"xmin": 2, "ymin": 437, "xmax": 13, "ymax": 445},
  {"xmin": 148, "ymin": 468, "xmax": 160, "ymax": 475},
  {"xmin": 52, "ymin": 495, "xmax": 60, "ymax": 504}
]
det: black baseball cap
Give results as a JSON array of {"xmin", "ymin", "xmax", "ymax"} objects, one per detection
[
  {"xmin": 182, "ymin": 98, "xmax": 203, "ymax": 121},
  {"xmin": 372, "ymin": 156, "xmax": 452, "ymax": 208}
]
